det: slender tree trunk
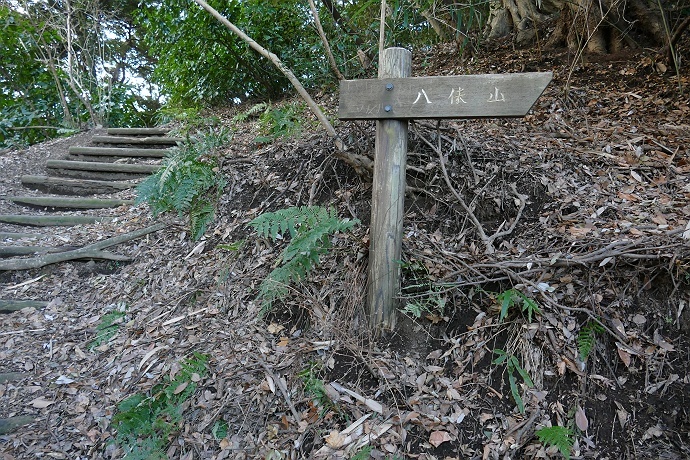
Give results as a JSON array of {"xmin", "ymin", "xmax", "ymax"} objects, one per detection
[
  {"xmin": 192, "ymin": 0, "xmax": 375, "ymax": 177},
  {"xmin": 308, "ymin": 0, "xmax": 344, "ymax": 80}
]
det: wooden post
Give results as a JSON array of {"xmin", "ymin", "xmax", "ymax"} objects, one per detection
[
  {"xmin": 338, "ymin": 55, "xmax": 552, "ymax": 335},
  {"xmin": 367, "ymin": 47, "xmax": 411, "ymax": 332}
]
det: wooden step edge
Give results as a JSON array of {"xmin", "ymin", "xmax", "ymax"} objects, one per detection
[
  {"xmin": 21, "ymin": 175, "xmax": 139, "ymax": 195},
  {"xmin": 0, "ymin": 246, "xmax": 80, "ymax": 257},
  {"xmin": 0, "ymin": 232, "xmax": 46, "ymax": 240},
  {"xmin": 69, "ymin": 146, "xmax": 169, "ymax": 158},
  {"xmin": 3, "ymin": 196, "xmax": 134, "ymax": 209},
  {"xmin": 0, "ymin": 416, "xmax": 35, "ymax": 435},
  {"xmin": 46, "ymin": 160, "xmax": 159, "ymax": 174},
  {"xmin": 0, "ymin": 215, "xmax": 111, "ymax": 227},
  {"xmin": 92, "ymin": 135, "xmax": 183, "ymax": 145},
  {"xmin": 65, "ymin": 154, "xmax": 163, "ymax": 165},
  {"xmin": 0, "ymin": 300, "xmax": 49, "ymax": 312},
  {"xmin": 0, "ymin": 372, "xmax": 31, "ymax": 383},
  {"xmin": 107, "ymin": 127, "xmax": 170, "ymax": 136}
]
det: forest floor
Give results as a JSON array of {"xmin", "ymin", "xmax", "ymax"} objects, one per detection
[{"xmin": 1, "ymin": 39, "xmax": 689, "ymax": 460}]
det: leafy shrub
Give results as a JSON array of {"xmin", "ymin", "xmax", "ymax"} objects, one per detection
[
  {"xmin": 256, "ymin": 102, "xmax": 305, "ymax": 143},
  {"xmin": 136, "ymin": 128, "xmax": 229, "ymax": 240},
  {"xmin": 400, "ymin": 260, "xmax": 446, "ymax": 319},
  {"xmin": 248, "ymin": 206, "xmax": 359, "ymax": 313}
]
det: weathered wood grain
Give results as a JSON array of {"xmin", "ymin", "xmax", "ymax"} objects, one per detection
[
  {"xmin": 5, "ymin": 196, "xmax": 133, "ymax": 209},
  {"xmin": 107, "ymin": 127, "xmax": 170, "ymax": 136},
  {"xmin": 367, "ymin": 47, "xmax": 411, "ymax": 333},
  {"xmin": 21, "ymin": 175, "xmax": 138, "ymax": 195},
  {"xmin": 92, "ymin": 135, "xmax": 183, "ymax": 145},
  {"xmin": 0, "ymin": 215, "xmax": 109, "ymax": 226},
  {"xmin": 69, "ymin": 146, "xmax": 169, "ymax": 158},
  {"xmin": 339, "ymin": 72, "xmax": 552, "ymax": 120}
]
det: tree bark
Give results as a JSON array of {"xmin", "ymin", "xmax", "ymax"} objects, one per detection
[
  {"xmin": 21, "ymin": 175, "xmax": 139, "ymax": 195},
  {"xmin": 485, "ymin": 0, "xmax": 666, "ymax": 53},
  {"xmin": 0, "ymin": 215, "xmax": 109, "ymax": 227}
]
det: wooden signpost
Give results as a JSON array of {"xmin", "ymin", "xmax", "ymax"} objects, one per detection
[{"xmin": 338, "ymin": 47, "xmax": 552, "ymax": 333}]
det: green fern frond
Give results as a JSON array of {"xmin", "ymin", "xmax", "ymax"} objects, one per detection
[
  {"xmin": 536, "ymin": 425, "xmax": 574, "ymax": 459},
  {"xmin": 189, "ymin": 203, "xmax": 216, "ymax": 242},
  {"xmin": 232, "ymin": 102, "xmax": 269, "ymax": 123},
  {"xmin": 136, "ymin": 129, "xmax": 228, "ymax": 241},
  {"xmin": 577, "ymin": 321, "xmax": 604, "ymax": 361},
  {"xmin": 249, "ymin": 206, "xmax": 359, "ymax": 313}
]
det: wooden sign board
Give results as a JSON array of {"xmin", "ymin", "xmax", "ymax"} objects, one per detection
[{"xmin": 338, "ymin": 72, "xmax": 552, "ymax": 120}]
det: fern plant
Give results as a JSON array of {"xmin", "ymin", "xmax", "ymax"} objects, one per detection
[
  {"xmin": 536, "ymin": 425, "xmax": 574, "ymax": 459},
  {"xmin": 231, "ymin": 102, "xmax": 269, "ymax": 123},
  {"xmin": 136, "ymin": 128, "xmax": 229, "ymax": 240},
  {"xmin": 248, "ymin": 206, "xmax": 359, "ymax": 313},
  {"xmin": 577, "ymin": 320, "xmax": 604, "ymax": 361}
]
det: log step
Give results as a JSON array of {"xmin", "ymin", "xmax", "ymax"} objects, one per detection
[
  {"xmin": 46, "ymin": 159, "xmax": 159, "ymax": 174},
  {"xmin": 46, "ymin": 160, "xmax": 159, "ymax": 180},
  {"xmin": 69, "ymin": 146, "xmax": 169, "ymax": 158},
  {"xmin": 0, "ymin": 300, "xmax": 49, "ymax": 312},
  {"xmin": 0, "ymin": 215, "xmax": 110, "ymax": 227},
  {"xmin": 107, "ymin": 127, "xmax": 170, "ymax": 136},
  {"xmin": 0, "ymin": 232, "xmax": 46, "ymax": 240},
  {"xmin": 0, "ymin": 416, "xmax": 34, "ymax": 435},
  {"xmin": 4, "ymin": 196, "xmax": 133, "ymax": 210},
  {"xmin": 91, "ymin": 135, "xmax": 183, "ymax": 145},
  {"xmin": 21, "ymin": 175, "xmax": 139, "ymax": 195},
  {"xmin": 0, "ymin": 372, "xmax": 30, "ymax": 382}
]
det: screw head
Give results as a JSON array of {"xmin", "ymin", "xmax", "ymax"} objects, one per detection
[
  {"xmin": 384, "ymin": 105, "xmax": 392, "ymax": 112},
  {"xmin": 385, "ymin": 83, "xmax": 394, "ymax": 91}
]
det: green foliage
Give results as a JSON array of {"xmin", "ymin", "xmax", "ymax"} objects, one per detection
[
  {"xmin": 231, "ymin": 102, "xmax": 269, "ymax": 123},
  {"xmin": 492, "ymin": 349, "xmax": 534, "ymax": 414},
  {"xmin": 256, "ymin": 103, "xmax": 305, "ymax": 142},
  {"xmin": 136, "ymin": 128, "xmax": 229, "ymax": 240},
  {"xmin": 0, "ymin": 3, "xmax": 158, "ymax": 149},
  {"xmin": 577, "ymin": 320, "xmax": 604, "ymax": 361},
  {"xmin": 89, "ymin": 304, "xmax": 127, "ymax": 351},
  {"xmin": 211, "ymin": 419, "xmax": 229, "ymax": 440},
  {"xmin": 135, "ymin": 0, "xmax": 327, "ymax": 105},
  {"xmin": 112, "ymin": 353, "xmax": 209, "ymax": 459},
  {"xmin": 298, "ymin": 362, "xmax": 330, "ymax": 409},
  {"xmin": 248, "ymin": 206, "xmax": 359, "ymax": 313},
  {"xmin": 495, "ymin": 288, "xmax": 541, "ymax": 323},
  {"xmin": 158, "ymin": 107, "xmax": 221, "ymax": 136},
  {"xmin": 536, "ymin": 425, "xmax": 574, "ymax": 459},
  {"xmin": 350, "ymin": 446, "xmax": 373, "ymax": 460}
]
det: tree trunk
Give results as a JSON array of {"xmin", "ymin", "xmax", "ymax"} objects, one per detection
[{"xmin": 485, "ymin": 0, "xmax": 667, "ymax": 53}]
